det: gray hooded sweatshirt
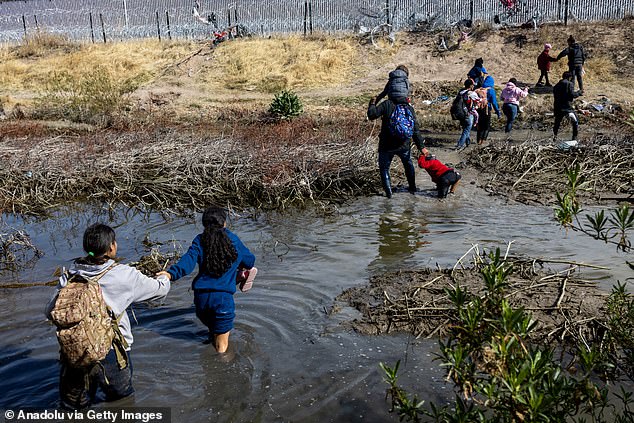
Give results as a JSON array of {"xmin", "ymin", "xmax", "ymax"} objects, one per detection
[{"xmin": 45, "ymin": 259, "xmax": 171, "ymax": 350}]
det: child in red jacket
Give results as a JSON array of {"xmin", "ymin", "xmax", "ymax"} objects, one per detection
[
  {"xmin": 417, "ymin": 148, "xmax": 462, "ymax": 198},
  {"xmin": 536, "ymin": 43, "xmax": 557, "ymax": 87}
]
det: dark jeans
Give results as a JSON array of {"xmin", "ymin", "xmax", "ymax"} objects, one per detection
[
  {"xmin": 437, "ymin": 170, "xmax": 461, "ymax": 198},
  {"xmin": 60, "ymin": 348, "xmax": 134, "ymax": 410},
  {"xmin": 537, "ymin": 70, "xmax": 551, "ymax": 85},
  {"xmin": 553, "ymin": 110, "xmax": 579, "ymax": 140},
  {"xmin": 378, "ymin": 146, "xmax": 416, "ymax": 198},
  {"xmin": 502, "ymin": 103, "xmax": 519, "ymax": 133},
  {"xmin": 569, "ymin": 64, "xmax": 584, "ymax": 91},
  {"xmin": 476, "ymin": 108, "xmax": 491, "ymax": 142}
]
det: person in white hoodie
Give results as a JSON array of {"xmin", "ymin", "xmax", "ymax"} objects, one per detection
[
  {"xmin": 500, "ymin": 78, "xmax": 529, "ymax": 133},
  {"xmin": 45, "ymin": 223, "xmax": 171, "ymax": 410}
]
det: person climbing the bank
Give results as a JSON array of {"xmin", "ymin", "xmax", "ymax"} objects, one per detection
[
  {"xmin": 376, "ymin": 64, "xmax": 411, "ymax": 105},
  {"xmin": 157, "ymin": 206, "xmax": 256, "ymax": 354},
  {"xmin": 556, "ymin": 35, "xmax": 586, "ymax": 93},
  {"xmin": 452, "ymin": 78, "xmax": 480, "ymax": 150},
  {"xmin": 417, "ymin": 147, "xmax": 462, "ymax": 198},
  {"xmin": 536, "ymin": 43, "xmax": 557, "ymax": 86},
  {"xmin": 553, "ymin": 71, "xmax": 582, "ymax": 143},
  {"xmin": 468, "ymin": 57, "xmax": 487, "ymax": 88},
  {"xmin": 46, "ymin": 223, "xmax": 171, "ymax": 410},
  {"xmin": 500, "ymin": 77, "xmax": 529, "ymax": 133},
  {"xmin": 475, "ymin": 73, "xmax": 501, "ymax": 145},
  {"xmin": 367, "ymin": 92, "xmax": 425, "ymax": 198}
]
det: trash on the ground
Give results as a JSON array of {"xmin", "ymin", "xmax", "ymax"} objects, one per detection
[{"xmin": 557, "ymin": 140, "xmax": 579, "ymax": 151}]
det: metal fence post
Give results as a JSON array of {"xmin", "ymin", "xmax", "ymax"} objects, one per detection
[
  {"xmin": 304, "ymin": 0, "xmax": 308, "ymax": 36},
  {"xmin": 309, "ymin": 1, "xmax": 313, "ymax": 34},
  {"xmin": 166, "ymin": 10, "xmax": 171, "ymax": 40},
  {"xmin": 89, "ymin": 12, "xmax": 95, "ymax": 43},
  {"xmin": 34, "ymin": 15, "xmax": 39, "ymax": 31},
  {"xmin": 156, "ymin": 10, "xmax": 161, "ymax": 41},
  {"xmin": 22, "ymin": 15, "xmax": 26, "ymax": 37},
  {"xmin": 99, "ymin": 13, "xmax": 106, "ymax": 43}
]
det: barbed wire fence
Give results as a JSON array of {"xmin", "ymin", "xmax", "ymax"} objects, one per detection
[{"xmin": 0, "ymin": 0, "xmax": 632, "ymax": 44}]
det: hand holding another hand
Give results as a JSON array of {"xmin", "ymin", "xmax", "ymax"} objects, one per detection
[{"xmin": 156, "ymin": 271, "xmax": 172, "ymax": 281}]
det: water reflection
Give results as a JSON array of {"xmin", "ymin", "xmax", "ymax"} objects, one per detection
[
  {"xmin": 1, "ymin": 193, "xmax": 633, "ymax": 421},
  {"xmin": 372, "ymin": 203, "xmax": 430, "ymax": 273}
]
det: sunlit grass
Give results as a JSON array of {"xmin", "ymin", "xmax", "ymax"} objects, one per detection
[
  {"xmin": 0, "ymin": 36, "xmax": 196, "ymax": 92},
  {"xmin": 207, "ymin": 35, "xmax": 358, "ymax": 92}
]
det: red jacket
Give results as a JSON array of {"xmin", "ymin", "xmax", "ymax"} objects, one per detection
[
  {"xmin": 417, "ymin": 156, "xmax": 451, "ymax": 183},
  {"xmin": 537, "ymin": 50, "xmax": 555, "ymax": 71}
]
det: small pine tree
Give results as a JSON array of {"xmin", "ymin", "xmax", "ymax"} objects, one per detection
[{"xmin": 268, "ymin": 90, "xmax": 303, "ymax": 119}]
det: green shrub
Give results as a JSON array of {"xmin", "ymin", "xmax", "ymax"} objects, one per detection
[
  {"xmin": 268, "ymin": 89, "xmax": 303, "ymax": 120},
  {"xmin": 33, "ymin": 66, "xmax": 146, "ymax": 126},
  {"xmin": 382, "ymin": 248, "xmax": 634, "ymax": 422}
]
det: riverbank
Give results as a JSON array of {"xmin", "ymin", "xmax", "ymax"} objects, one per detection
[{"xmin": 1, "ymin": 20, "xmax": 633, "ymax": 215}]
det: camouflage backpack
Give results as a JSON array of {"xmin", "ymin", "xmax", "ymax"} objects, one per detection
[{"xmin": 50, "ymin": 263, "xmax": 128, "ymax": 369}]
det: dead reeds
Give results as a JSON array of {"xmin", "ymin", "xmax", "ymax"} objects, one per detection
[
  {"xmin": 0, "ymin": 112, "xmax": 378, "ymax": 215},
  {"xmin": 468, "ymin": 135, "xmax": 634, "ymax": 204},
  {"xmin": 337, "ymin": 255, "xmax": 608, "ymax": 346}
]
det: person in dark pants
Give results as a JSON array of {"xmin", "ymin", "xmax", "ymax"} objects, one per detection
[
  {"xmin": 475, "ymin": 74, "xmax": 501, "ymax": 145},
  {"xmin": 553, "ymin": 71, "xmax": 582, "ymax": 141},
  {"xmin": 367, "ymin": 97, "xmax": 425, "ymax": 198},
  {"xmin": 46, "ymin": 224, "xmax": 171, "ymax": 410},
  {"xmin": 556, "ymin": 35, "xmax": 586, "ymax": 93},
  {"xmin": 417, "ymin": 148, "xmax": 462, "ymax": 198}
]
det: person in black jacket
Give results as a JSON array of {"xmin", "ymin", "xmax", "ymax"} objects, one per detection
[
  {"xmin": 553, "ymin": 71, "xmax": 582, "ymax": 141},
  {"xmin": 367, "ymin": 98, "xmax": 425, "ymax": 198},
  {"xmin": 556, "ymin": 35, "xmax": 586, "ymax": 93}
]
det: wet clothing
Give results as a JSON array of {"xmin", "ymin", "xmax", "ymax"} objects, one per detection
[
  {"xmin": 553, "ymin": 77, "xmax": 581, "ymax": 140},
  {"xmin": 557, "ymin": 43, "xmax": 586, "ymax": 90},
  {"xmin": 417, "ymin": 155, "xmax": 462, "ymax": 198},
  {"xmin": 376, "ymin": 69, "xmax": 410, "ymax": 104},
  {"xmin": 367, "ymin": 99, "xmax": 424, "ymax": 197},
  {"xmin": 45, "ymin": 260, "xmax": 170, "ymax": 409},
  {"xmin": 167, "ymin": 229, "xmax": 255, "ymax": 334},
  {"xmin": 59, "ymin": 349, "xmax": 133, "ymax": 410}
]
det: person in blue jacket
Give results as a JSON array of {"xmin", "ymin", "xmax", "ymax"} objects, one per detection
[
  {"xmin": 475, "ymin": 74, "xmax": 501, "ymax": 145},
  {"xmin": 158, "ymin": 206, "xmax": 256, "ymax": 353}
]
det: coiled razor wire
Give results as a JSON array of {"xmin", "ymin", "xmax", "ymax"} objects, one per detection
[{"xmin": 0, "ymin": 0, "xmax": 632, "ymax": 44}]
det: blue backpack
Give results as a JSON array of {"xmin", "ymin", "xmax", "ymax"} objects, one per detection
[{"xmin": 389, "ymin": 104, "xmax": 415, "ymax": 141}]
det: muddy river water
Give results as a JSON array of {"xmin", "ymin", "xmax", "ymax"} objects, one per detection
[{"xmin": 1, "ymin": 179, "xmax": 631, "ymax": 422}]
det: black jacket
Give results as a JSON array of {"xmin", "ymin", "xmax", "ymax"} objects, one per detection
[
  {"xmin": 367, "ymin": 99, "xmax": 424, "ymax": 152},
  {"xmin": 557, "ymin": 43, "xmax": 585, "ymax": 66},
  {"xmin": 553, "ymin": 78, "xmax": 581, "ymax": 113}
]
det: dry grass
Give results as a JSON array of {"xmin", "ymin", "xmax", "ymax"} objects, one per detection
[
  {"xmin": 207, "ymin": 35, "xmax": 358, "ymax": 92},
  {"xmin": 0, "ymin": 37, "xmax": 197, "ymax": 92}
]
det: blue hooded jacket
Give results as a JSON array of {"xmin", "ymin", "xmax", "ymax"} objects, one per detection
[
  {"xmin": 167, "ymin": 229, "xmax": 255, "ymax": 293},
  {"xmin": 482, "ymin": 75, "xmax": 500, "ymax": 116}
]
